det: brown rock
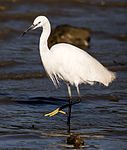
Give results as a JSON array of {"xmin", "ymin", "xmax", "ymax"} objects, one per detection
[
  {"xmin": 48, "ymin": 24, "xmax": 91, "ymax": 49},
  {"xmin": 67, "ymin": 133, "xmax": 85, "ymax": 149}
]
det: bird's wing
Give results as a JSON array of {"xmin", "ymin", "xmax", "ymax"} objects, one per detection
[{"xmin": 50, "ymin": 43, "xmax": 115, "ymax": 86}]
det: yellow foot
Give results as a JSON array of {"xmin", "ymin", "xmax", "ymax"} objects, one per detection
[{"xmin": 44, "ymin": 108, "xmax": 66, "ymax": 117}]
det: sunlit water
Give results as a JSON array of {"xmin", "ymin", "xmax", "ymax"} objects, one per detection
[{"xmin": 0, "ymin": 0, "xmax": 127, "ymax": 149}]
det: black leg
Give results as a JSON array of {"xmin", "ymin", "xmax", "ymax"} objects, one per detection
[
  {"xmin": 67, "ymin": 97, "xmax": 72, "ymax": 134},
  {"xmin": 59, "ymin": 99, "xmax": 81, "ymax": 110},
  {"xmin": 66, "ymin": 84, "xmax": 72, "ymax": 134},
  {"xmin": 65, "ymin": 84, "xmax": 81, "ymax": 134}
]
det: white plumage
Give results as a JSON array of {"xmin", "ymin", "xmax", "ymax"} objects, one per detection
[
  {"xmin": 32, "ymin": 16, "xmax": 115, "ymax": 89},
  {"xmin": 43, "ymin": 43, "xmax": 115, "ymax": 87},
  {"xmin": 23, "ymin": 16, "xmax": 116, "ymax": 133}
]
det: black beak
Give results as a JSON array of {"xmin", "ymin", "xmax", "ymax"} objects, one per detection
[{"xmin": 21, "ymin": 24, "xmax": 34, "ymax": 37}]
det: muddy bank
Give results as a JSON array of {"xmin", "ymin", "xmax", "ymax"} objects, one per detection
[
  {"xmin": 0, "ymin": 28, "xmax": 21, "ymax": 40},
  {"xmin": 1, "ymin": 0, "xmax": 127, "ymax": 8},
  {"xmin": 93, "ymin": 30, "xmax": 127, "ymax": 42},
  {"xmin": 0, "ymin": 71, "xmax": 47, "ymax": 80},
  {"xmin": 0, "ymin": 60, "xmax": 21, "ymax": 67},
  {"xmin": 0, "ymin": 93, "xmax": 120, "ymax": 105},
  {"xmin": 0, "ymin": 65, "xmax": 126, "ymax": 80}
]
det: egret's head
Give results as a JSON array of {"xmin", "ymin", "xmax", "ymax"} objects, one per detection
[
  {"xmin": 32, "ymin": 16, "xmax": 48, "ymax": 30},
  {"xmin": 21, "ymin": 16, "xmax": 48, "ymax": 36}
]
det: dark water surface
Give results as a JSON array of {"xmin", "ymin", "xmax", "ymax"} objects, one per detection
[{"xmin": 0, "ymin": 0, "xmax": 127, "ymax": 149}]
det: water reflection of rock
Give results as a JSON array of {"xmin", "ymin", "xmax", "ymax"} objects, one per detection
[{"xmin": 48, "ymin": 25, "xmax": 91, "ymax": 49}]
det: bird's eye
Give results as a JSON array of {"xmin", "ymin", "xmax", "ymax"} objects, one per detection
[{"xmin": 34, "ymin": 21, "xmax": 41, "ymax": 27}]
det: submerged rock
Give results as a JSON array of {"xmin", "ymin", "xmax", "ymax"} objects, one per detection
[
  {"xmin": 48, "ymin": 24, "xmax": 91, "ymax": 49},
  {"xmin": 67, "ymin": 133, "xmax": 85, "ymax": 149}
]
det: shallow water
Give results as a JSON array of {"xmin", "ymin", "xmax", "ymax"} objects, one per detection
[{"xmin": 0, "ymin": 0, "xmax": 127, "ymax": 149}]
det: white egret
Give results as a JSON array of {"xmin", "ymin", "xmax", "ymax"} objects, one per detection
[{"xmin": 22, "ymin": 16, "xmax": 116, "ymax": 133}]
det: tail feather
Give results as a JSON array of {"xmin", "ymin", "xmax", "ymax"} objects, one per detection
[{"xmin": 103, "ymin": 70, "xmax": 116, "ymax": 86}]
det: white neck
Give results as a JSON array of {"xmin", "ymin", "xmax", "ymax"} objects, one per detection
[{"xmin": 39, "ymin": 19, "xmax": 51, "ymax": 52}]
